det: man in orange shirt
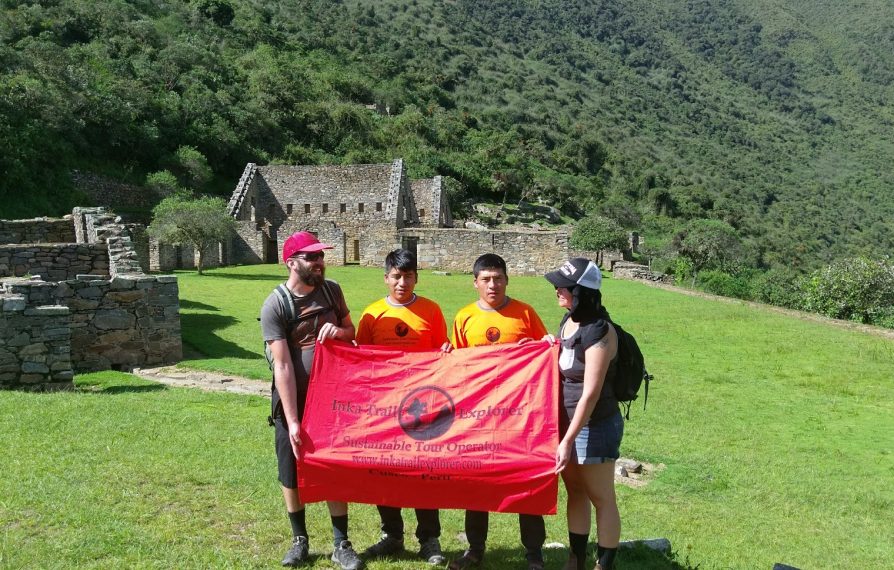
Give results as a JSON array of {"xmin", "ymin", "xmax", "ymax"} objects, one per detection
[
  {"xmin": 355, "ymin": 249, "xmax": 451, "ymax": 565},
  {"xmin": 449, "ymin": 253, "xmax": 548, "ymax": 570}
]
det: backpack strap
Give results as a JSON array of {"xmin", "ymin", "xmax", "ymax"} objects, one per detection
[
  {"xmin": 273, "ymin": 282, "xmax": 297, "ymax": 324},
  {"xmin": 320, "ymin": 279, "xmax": 344, "ymax": 326},
  {"xmin": 642, "ymin": 369, "xmax": 653, "ymax": 411}
]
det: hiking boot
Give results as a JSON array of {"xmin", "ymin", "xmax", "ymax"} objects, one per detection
[
  {"xmin": 419, "ymin": 537, "xmax": 446, "ymax": 565},
  {"xmin": 448, "ymin": 549, "xmax": 483, "ymax": 570},
  {"xmin": 331, "ymin": 540, "xmax": 363, "ymax": 570},
  {"xmin": 363, "ymin": 533, "xmax": 404, "ymax": 557},
  {"xmin": 281, "ymin": 536, "xmax": 309, "ymax": 567}
]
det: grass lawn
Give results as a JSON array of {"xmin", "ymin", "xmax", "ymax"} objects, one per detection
[{"xmin": 2, "ymin": 263, "xmax": 892, "ymax": 569}]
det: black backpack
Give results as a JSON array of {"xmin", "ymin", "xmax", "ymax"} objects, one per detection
[{"xmin": 610, "ymin": 320, "xmax": 653, "ymax": 419}]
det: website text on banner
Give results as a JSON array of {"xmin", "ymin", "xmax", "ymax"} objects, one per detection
[{"xmin": 298, "ymin": 340, "xmax": 560, "ymax": 515}]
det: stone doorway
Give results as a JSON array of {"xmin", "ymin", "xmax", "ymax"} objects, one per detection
[
  {"xmin": 265, "ymin": 238, "xmax": 278, "ymax": 263},
  {"xmin": 401, "ymin": 236, "xmax": 418, "ymax": 259},
  {"xmin": 345, "ymin": 235, "xmax": 360, "ymax": 264}
]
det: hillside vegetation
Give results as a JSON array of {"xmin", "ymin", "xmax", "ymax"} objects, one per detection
[{"xmin": 1, "ymin": 0, "xmax": 893, "ymax": 270}]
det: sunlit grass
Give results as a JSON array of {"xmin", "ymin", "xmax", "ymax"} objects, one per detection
[{"xmin": 1, "ymin": 264, "xmax": 891, "ymax": 568}]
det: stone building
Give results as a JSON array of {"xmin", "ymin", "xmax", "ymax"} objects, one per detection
[
  {"xmin": 226, "ymin": 159, "xmax": 450, "ymax": 267},
  {"xmin": 224, "ymin": 158, "xmax": 594, "ymax": 275},
  {"xmin": 1, "ymin": 208, "xmax": 182, "ymax": 391}
]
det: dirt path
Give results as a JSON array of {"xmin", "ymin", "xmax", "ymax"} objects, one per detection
[{"xmin": 132, "ymin": 364, "xmax": 270, "ymax": 397}]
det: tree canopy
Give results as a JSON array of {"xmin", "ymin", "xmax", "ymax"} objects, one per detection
[
  {"xmin": 1, "ymin": 0, "xmax": 893, "ymax": 273},
  {"xmin": 147, "ymin": 194, "xmax": 235, "ymax": 275}
]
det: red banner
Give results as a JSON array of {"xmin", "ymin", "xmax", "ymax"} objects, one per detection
[{"xmin": 298, "ymin": 340, "xmax": 559, "ymax": 515}]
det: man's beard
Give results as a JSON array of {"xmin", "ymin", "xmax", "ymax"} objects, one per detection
[{"xmin": 298, "ymin": 263, "xmax": 325, "ymax": 287}]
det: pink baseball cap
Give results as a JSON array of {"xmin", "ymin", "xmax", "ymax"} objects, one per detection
[{"xmin": 281, "ymin": 231, "xmax": 333, "ymax": 262}]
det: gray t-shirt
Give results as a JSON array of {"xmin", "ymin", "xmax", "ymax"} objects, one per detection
[{"xmin": 260, "ymin": 280, "xmax": 349, "ymax": 393}]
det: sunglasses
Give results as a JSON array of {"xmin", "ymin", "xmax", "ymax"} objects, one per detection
[{"xmin": 295, "ymin": 252, "xmax": 325, "ymax": 262}]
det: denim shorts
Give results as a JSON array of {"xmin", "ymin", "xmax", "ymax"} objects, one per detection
[{"xmin": 574, "ymin": 411, "xmax": 624, "ymax": 464}]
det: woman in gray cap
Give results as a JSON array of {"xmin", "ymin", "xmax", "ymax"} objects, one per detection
[{"xmin": 544, "ymin": 258, "xmax": 622, "ymax": 570}]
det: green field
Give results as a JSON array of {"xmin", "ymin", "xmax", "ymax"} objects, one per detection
[{"xmin": 1, "ymin": 264, "xmax": 892, "ymax": 569}]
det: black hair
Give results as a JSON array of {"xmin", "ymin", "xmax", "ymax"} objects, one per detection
[
  {"xmin": 472, "ymin": 253, "xmax": 507, "ymax": 278},
  {"xmin": 384, "ymin": 248, "xmax": 417, "ymax": 273},
  {"xmin": 569, "ymin": 286, "xmax": 611, "ymax": 323}
]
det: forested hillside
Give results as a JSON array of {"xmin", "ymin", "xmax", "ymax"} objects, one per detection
[{"xmin": 2, "ymin": 0, "xmax": 892, "ymax": 271}]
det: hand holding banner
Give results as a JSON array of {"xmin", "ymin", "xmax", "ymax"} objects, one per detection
[{"xmin": 298, "ymin": 340, "xmax": 560, "ymax": 515}]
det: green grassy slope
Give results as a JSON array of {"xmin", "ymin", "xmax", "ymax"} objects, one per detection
[
  {"xmin": 172, "ymin": 264, "xmax": 893, "ymax": 568},
  {"xmin": 1, "ymin": 265, "xmax": 892, "ymax": 568}
]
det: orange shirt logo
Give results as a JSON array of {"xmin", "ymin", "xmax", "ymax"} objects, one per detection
[{"xmin": 485, "ymin": 327, "xmax": 501, "ymax": 343}]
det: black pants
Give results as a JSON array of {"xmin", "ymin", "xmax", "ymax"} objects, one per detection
[
  {"xmin": 377, "ymin": 506, "xmax": 440, "ymax": 541},
  {"xmin": 464, "ymin": 510, "xmax": 545, "ymax": 560}
]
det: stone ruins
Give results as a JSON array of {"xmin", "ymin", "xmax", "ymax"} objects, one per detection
[
  {"xmin": 1, "ymin": 157, "xmax": 629, "ymax": 391},
  {"xmin": 1, "ymin": 208, "xmax": 182, "ymax": 391},
  {"xmin": 217, "ymin": 159, "xmax": 612, "ymax": 275}
]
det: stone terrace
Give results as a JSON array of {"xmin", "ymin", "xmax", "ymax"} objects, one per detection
[{"xmin": 0, "ymin": 208, "xmax": 182, "ymax": 391}]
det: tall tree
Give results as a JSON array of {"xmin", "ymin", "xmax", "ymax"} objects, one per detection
[{"xmin": 147, "ymin": 195, "xmax": 236, "ymax": 275}]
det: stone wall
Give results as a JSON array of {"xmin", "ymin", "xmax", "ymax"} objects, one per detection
[
  {"xmin": 403, "ymin": 227, "xmax": 568, "ymax": 275},
  {"xmin": 149, "ymin": 239, "xmax": 224, "ymax": 272},
  {"xmin": 0, "ymin": 218, "xmax": 76, "ymax": 244},
  {"xmin": 255, "ymin": 163, "xmax": 399, "ymax": 234},
  {"xmin": 231, "ymin": 220, "xmax": 265, "ymax": 264},
  {"xmin": 411, "ymin": 177, "xmax": 451, "ymax": 228},
  {"xmin": 127, "ymin": 224, "xmax": 150, "ymax": 273},
  {"xmin": 1, "ymin": 207, "xmax": 182, "ymax": 391},
  {"xmin": 0, "ymin": 288, "xmax": 72, "ymax": 391},
  {"xmin": 227, "ymin": 161, "xmax": 418, "ymax": 266},
  {"xmin": 73, "ymin": 207, "xmax": 144, "ymax": 277},
  {"xmin": 568, "ymin": 248, "xmax": 625, "ymax": 270},
  {"xmin": 0, "ymin": 244, "xmax": 110, "ymax": 280},
  {"xmin": 612, "ymin": 261, "xmax": 673, "ymax": 283},
  {"xmin": 1, "ymin": 274, "xmax": 181, "ymax": 378},
  {"xmin": 71, "ymin": 171, "xmax": 158, "ymax": 212}
]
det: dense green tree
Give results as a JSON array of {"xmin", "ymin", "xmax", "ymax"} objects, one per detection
[
  {"xmin": 570, "ymin": 214, "xmax": 628, "ymax": 252},
  {"xmin": 1, "ymin": 0, "xmax": 893, "ymax": 279},
  {"xmin": 147, "ymin": 194, "xmax": 235, "ymax": 275},
  {"xmin": 674, "ymin": 219, "xmax": 743, "ymax": 285}
]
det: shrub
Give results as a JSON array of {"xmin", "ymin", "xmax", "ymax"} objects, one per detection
[
  {"xmin": 145, "ymin": 170, "xmax": 183, "ymax": 197},
  {"xmin": 698, "ymin": 269, "xmax": 754, "ymax": 300},
  {"xmin": 570, "ymin": 214, "xmax": 628, "ymax": 251},
  {"xmin": 752, "ymin": 267, "xmax": 806, "ymax": 310},
  {"xmin": 803, "ymin": 257, "xmax": 894, "ymax": 325}
]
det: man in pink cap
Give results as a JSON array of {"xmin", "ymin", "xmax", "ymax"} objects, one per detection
[{"xmin": 260, "ymin": 231, "xmax": 361, "ymax": 569}]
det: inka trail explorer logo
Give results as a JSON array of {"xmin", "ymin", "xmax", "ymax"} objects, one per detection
[
  {"xmin": 394, "ymin": 322, "xmax": 410, "ymax": 337},
  {"xmin": 485, "ymin": 326, "xmax": 501, "ymax": 343},
  {"xmin": 398, "ymin": 386, "xmax": 455, "ymax": 441}
]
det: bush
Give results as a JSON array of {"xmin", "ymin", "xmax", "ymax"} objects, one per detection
[
  {"xmin": 670, "ymin": 255, "xmax": 694, "ymax": 286},
  {"xmin": 570, "ymin": 214, "xmax": 628, "ymax": 251},
  {"xmin": 698, "ymin": 269, "xmax": 754, "ymax": 300},
  {"xmin": 803, "ymin": 257, "xmax": 894, "ymax": 325},
  {"xmin": 145, "ymin": 170, "xmax": 184, "ymax": 197},
  {"xmin": 752, "ymin": 267, "xmax": 806, "ymax": 310}
]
